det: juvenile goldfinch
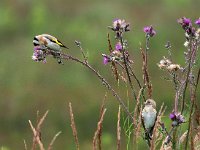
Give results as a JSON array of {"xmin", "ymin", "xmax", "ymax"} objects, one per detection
[
  {"xmin": 33, "ymin": 34, "xmax": 68, "ymax": 52},
  {"xmin": 142, "ymin": 99, "xmax": 157, "ymax": 139}
]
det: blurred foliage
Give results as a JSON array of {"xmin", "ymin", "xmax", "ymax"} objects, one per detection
[{"xmin": 0, "ymin": 0, "xmax": 200, "ymax": 149}]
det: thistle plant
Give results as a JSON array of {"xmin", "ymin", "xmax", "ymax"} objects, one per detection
[
  {"xmin": 157, "ymin": 17, "xmax": 200, "ymax": 149},
  {"xmin": 30, "ymin": 17, "xmax": 200, "ymax": 150}
]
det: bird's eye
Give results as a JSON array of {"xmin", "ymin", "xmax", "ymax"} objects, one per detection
[
  {"xmin": 34, "ymin": 37, "xmax": 38, "ymax": 41},
  {"xmin": 33, "ymin": 42, "xmax": 39, "ymax": 46}
]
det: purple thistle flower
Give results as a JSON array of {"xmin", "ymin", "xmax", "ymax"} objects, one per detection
[
  {"xmin": 108, "ymin": 19, "xmax": 130, "ymax": 39},
  {"xmin": 177, "ymin": 17, "xmax": 192, "ymax": 31},
  {"xmin": 113, "ymin": 19, "xmax": 126, "ymax": 29},
  {"xmin": 183, "ymin": 18, "xmax": 191, "ymax": 26},
  {"xmin": 169, "ymin": 112, "xmax": 185, "ymax": 127},
  {"xmin": 143, "ymin": 26, "xmax": 150, "ymax": 32},
  {"xmin": 34, "ymin": 46, "xmax": 41, "ymax": 51},
  {"xmin": 103, "ymin": 55, "xmax": 110, "ymax": 65},
  {"xmin": 32, "ymin": 46, "xmax": 47, "ymax": 63},
  {"xmin": 169, "ymin": 113, "xmax": 176, "ymax": 120},
  {"xmin": 143, "ymin": 26, "xmax": 156, "ymax": 37},
  {"xmin": 115, "ymin": 42, "xmax": 122, "ymax": 51},
  {"xmin": 113, "ymin": 19, "xmax": 122, "ymax": 29},
  {"xmin": 32, "ymin": 45, "xmax": 63, "ymax": 64},
  {"xmin": 111, "ymin": 19, "xmax": 130, "ymax": 32},
  {"xmin": 177, "ymin": 114, "xmax": 185, "ymax": 123},
  {"xmin": 177, "ymin": 17, "xmax": 192, "ymax": 27},
  {"xmin": 177, "ymin": 17, "xmax": 197, "ymax": 37},
  {"xmin": 195, "ymin": 18, "xmax": 200, "ymax": 26}
]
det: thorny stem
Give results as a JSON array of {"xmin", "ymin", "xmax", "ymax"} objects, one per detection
[
  {"xmin": 145, "ymin": 35, "xmax": 150, "ymax": 51},
  {"xmin": 174, "ymin": 92, "xmax": 179, "ymax": 114},
  {"xmin": 195, "ymin": 68, "xmax": 200, "ymax": 96},
  {"xmin": 172, "ymin": 72, "xmax": 179, "ymax": 113},
  {"xmin": 164, "ymin": 126, "xmax": 175, "ymax": 146},
  {"xmin": 165, "ymin": 41, "xmax": 173, "ymax": 62},
  {"xmin": 180, "ymin": 63, "xmax": 191, "ymax": 114},
  {"xmin": 185, "ymin": 68, "xmax": 200, "ymax": 149},
  {"xmin": 161, "ymin": 125, "xmax": 176, "ymax": 149},
  {"xmin": 181, "ymin": 40, "xmax": 197, "ymax": 114},
  {"xmin": 145, "ymin": 37, "xmax": 149, "ymax": 65},
  {"xmin": 185, "ymin": 93, "xmax": 195, "ymax": 150},
  {"xmin": 145, "ymin": 46, "xmax": 152, "ymax": 99},
  {"xmin": 159, "ymin": 122, "xmax": 170, "ymax": 144},
  {"xmin": 119, "ymin": 36, "xmax": 137, "ymax": 100},
  {"xmin": 172, "ymin": 73, "xmax": 179, "ymax": 91},
  {"xmin": 172, "ymin": 127, "xmax": 177, "ymax": 149},
  {"xmin": 61, "ymin": 53, "xmax": 134, "ymax": 120}
]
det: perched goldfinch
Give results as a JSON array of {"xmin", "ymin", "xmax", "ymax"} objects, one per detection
[
  {"xmin": 33, "ymin": 34, "xmax": 68, "ymax": 51},
  {"xmin": 33, "ymin": 34, "xmax": 68, "ymax": 64},
  {"xmin": 142, "ymin": 99, "xmax": 157, "ymax": 139}
]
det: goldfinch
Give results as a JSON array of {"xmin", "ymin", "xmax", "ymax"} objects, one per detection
[
  {"xmin": 33, "ymin": 34, "xmax": 68, "ymax": 64},
  {"xmin": 33, "ymin": 34, "xmax": 68, "ymax": 51}
]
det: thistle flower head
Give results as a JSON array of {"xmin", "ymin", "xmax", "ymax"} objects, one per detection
[
  {"xmin": 158, "ymin": 57, "xmax": 181, "ymax": 71},
  {"xmin": 102, "ymin": 48, "xmax": 125, "ymax": 65},
  {"xmin": 169, "ymin": 112, "xmax": 185, "ymax": 127},
  {"xmin": 113, "ymin": 19, "xmax": 125, "ymax": 30},
  {"xmin": 110, "ymin": 50, "xmax": 123, "ymax": 61},
  {"xmin": 167, "ymin": 64, "xmax": 181, "ymax": 71},
  {"xmin": 195, "ymin": 18, "xmax": 200, "ymax": 26},
  {"xmin": 115, "ymin": 42, "xmax": 122, "ymax": 51},
  {"xmin": 102, "ymin": 54, "xmax": 110, "ymax": 65},
  {"xmin": 32, "ymin": 46, "xmax": 47, "ymax": 63},
  {"xmin": 112, "ymin": 19, "xmax": 130, "ymax": 32},
  {"xmin": 182, "ymin": 18, "xmax": 191, "ymax": 26},
  {"xmin": 178, "ymin": 17, "xmax": 192, "ymax": 29},
  {"xmin": 157, "ymin": 57, "xmax": 172, "ymax": 69},
  {"xmin": 178, "ymin": 17, "xmax": 196, "ymax": 37},
  {"xmin": 143, "ymin": 26, "xmax": 156, "ymax": 37}
]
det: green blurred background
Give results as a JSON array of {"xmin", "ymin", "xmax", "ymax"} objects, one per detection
[{"xmin": 0, "ymin": 0, "xmax": 199, "ymax": 149}]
